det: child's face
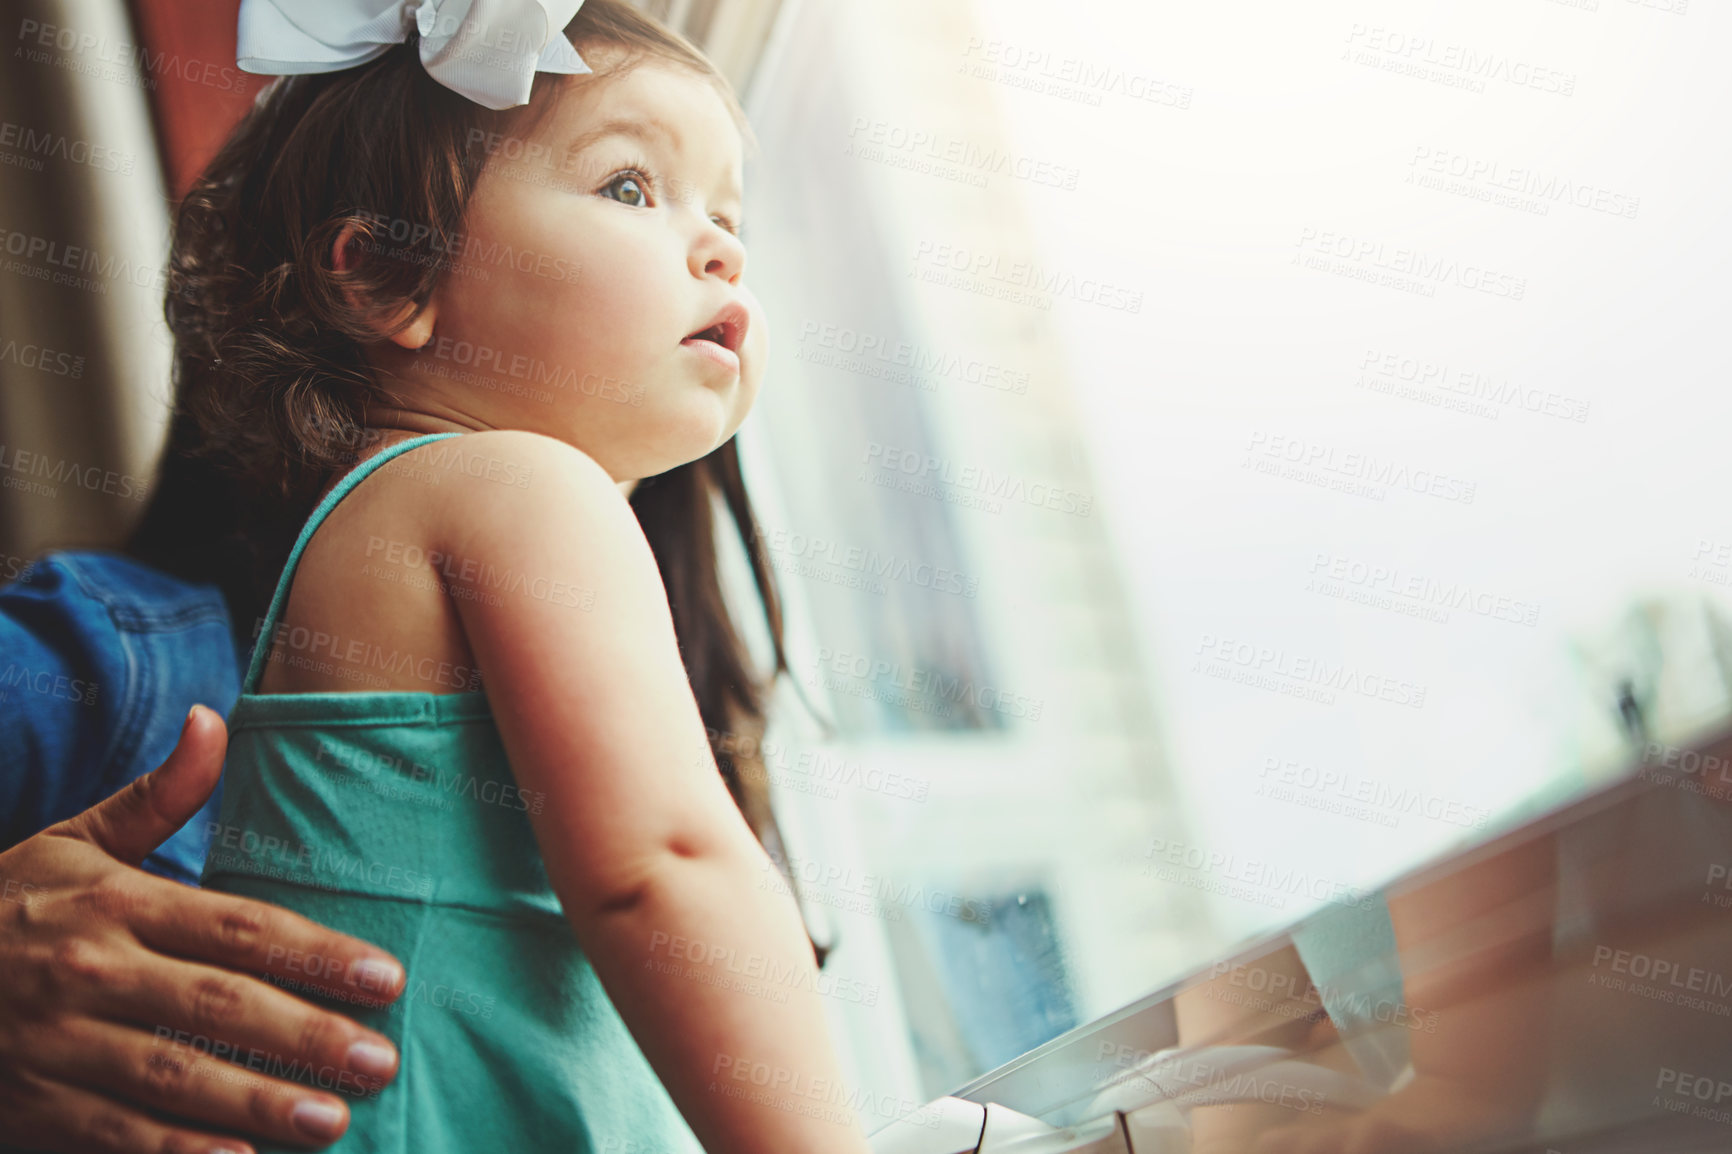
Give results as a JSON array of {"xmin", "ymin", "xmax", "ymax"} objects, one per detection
[{"xmin": 398, "ymin": 53, "xmax": 762, "ymax": 482}]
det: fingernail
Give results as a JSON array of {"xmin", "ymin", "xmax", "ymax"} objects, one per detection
[
  {"xmin": 291, "ymin": 1098, "xmax": 345, "ymax": 1139},
  {"xmin": 345, "ymin": 1039, "xmax": 397, "ymax": 1078},
  {"xmin": 350, "ymin": 958, "xmax": 405, "ymax": 993}
]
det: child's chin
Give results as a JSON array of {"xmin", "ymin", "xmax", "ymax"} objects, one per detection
[
  {"xmin": 630, "ymin": 430, "xmax": 732, "ymax": 477},
  {"xmin": 663, "ymin": 393, "xmax": 745, "ymax": 452}
]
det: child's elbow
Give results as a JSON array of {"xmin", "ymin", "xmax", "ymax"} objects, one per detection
[{"xmin": 574, "ymin": 828, "xmax": 750, "ymax": 922}]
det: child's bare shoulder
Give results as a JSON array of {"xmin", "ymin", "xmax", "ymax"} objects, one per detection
[
  {"xmin": 413, "ymin": 430, "xmax": 619, "ymax": 515},
  {"xmin": 409, "ymin": 429, "xmax": 610, "ymax": 489},
  {"xmin": 410, "ymin": 429, "xmax": 650, "ymax": 570}
]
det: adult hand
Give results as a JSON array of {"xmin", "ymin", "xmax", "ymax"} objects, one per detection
[{"xmin": 0, "ymin": 705, "xmax": 406, "ymax": 1153}]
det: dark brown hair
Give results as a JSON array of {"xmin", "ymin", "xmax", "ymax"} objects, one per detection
[{"xmin": 128, "ymin": 0, "xmax": 831, "ymax": 964}]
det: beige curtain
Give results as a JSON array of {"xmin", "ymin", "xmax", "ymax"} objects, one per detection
[{"xmin": 0, "ymin": 0, "xmax": 175, "ymax": 562}]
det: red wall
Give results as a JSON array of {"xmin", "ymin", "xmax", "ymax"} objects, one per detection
[{"xmin": 125, "ymin": 0, "xmax": 270, "ymax": 202}]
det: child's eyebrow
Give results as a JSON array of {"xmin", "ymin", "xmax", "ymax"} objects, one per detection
[{"xmin": 561, "ymin": 116, "xmax": 681, "ymax": 167}]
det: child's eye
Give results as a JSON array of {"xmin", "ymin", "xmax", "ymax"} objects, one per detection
[
  {"xmin": 600, "ymin": 171, "xmax": 651, "ymax": 208},
  {"xmin": 711, "ymin": 214, "xmax": 741, "ymax": 237}
]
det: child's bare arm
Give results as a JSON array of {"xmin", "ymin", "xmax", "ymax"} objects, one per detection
[{"xmin": 434, "ymin": 431, "xmax": 872, "ymax": 1154}]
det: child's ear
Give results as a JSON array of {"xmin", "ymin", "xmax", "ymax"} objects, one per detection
[
  {"xmin": 381, "ymin": 298, "xmax": 438, "ymax": 351},
  {"xmin": 330, "ymin": 220, "xmax": 438, "ymax": 350}
]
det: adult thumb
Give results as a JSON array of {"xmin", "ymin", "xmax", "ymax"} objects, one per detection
[{"xmin": 59, "ymin": 703, "xmax": 229, "ymax": 865}]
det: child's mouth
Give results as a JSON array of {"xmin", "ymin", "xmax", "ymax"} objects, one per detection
[{"xmin": 681, "ymin": 305, "xmax": 747, "ymax": 374}]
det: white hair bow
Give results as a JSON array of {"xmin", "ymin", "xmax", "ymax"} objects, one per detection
[{"xmin": 237, "ymin": 0, "xmax": 591, "ymax": 110}]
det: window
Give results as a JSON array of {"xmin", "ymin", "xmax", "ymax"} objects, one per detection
[{"xmin": 729, "ymin": 0, "xmax": 1732, "ymax": 1128}]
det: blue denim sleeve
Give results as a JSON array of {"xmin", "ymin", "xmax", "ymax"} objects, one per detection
[{"xmin": 0, "ymin": 551, "xmax": 241, "ymax": 884}]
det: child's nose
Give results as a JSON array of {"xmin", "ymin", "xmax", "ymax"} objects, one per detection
[{"xmin": 692, "ymin": 225, "xmax": 746, "ymax": 285}]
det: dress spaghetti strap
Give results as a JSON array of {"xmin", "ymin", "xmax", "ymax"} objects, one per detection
[{"xmin": 241, "ymin": 432, "xmax": 462, "ymax": 695}]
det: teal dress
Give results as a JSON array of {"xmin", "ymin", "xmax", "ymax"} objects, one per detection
[{"xmin": 201, "ymin": 433, "xmax": 706, "ymax": 1153}]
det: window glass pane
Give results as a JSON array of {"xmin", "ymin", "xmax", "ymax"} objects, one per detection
[{"xmin": 734, "ymin": 0, "xmax": 1732, "ymax": 1119}]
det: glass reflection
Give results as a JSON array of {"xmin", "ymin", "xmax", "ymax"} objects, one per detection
[{"xmin": 865, "ymin": 726, "xmax": 1732, "ymax": 1152}]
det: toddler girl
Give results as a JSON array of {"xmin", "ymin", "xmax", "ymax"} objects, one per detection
[{"xmin": 173, "ymin": 2, "xmax": 874, "ymax": 1151}]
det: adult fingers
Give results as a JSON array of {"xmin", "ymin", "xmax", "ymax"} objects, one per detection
[
  {"xmin": 38, "ymin": 1015, "xmax": 361, "ymax": 1150},
  {"xmin": 129, "ymin": 879, "xmax": 405, "ymax": 1007},
  {"xmin": 91, "ymin": 947, "xmax": 398, "ymax": 1094},
  {"xmin": 1, "ymin": 1065, "xmax": 263, "ymax": 1154}
]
